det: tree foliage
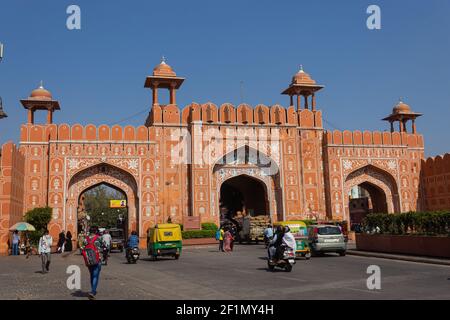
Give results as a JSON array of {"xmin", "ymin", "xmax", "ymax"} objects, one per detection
[
  {"xmin": 82, "ymin": 184, "xmax": 127, "ymax": 229},
  {"xmin": 24, "ymin": 207, "xmax": 52, "ymax": 245}
]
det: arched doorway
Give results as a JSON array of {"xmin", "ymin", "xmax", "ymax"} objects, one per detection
[
  {"xmin": 348, "ymin": 182, "xmax": 388, "ymax": 226},
  {"xmin": 345, "ymin": 165, "xmax": 400, "ymax": 229},
  {"xmin": 78, "ymin": 183, "xmax": 128, "ymax": 235},
  {"xmin": 213, "ymin": 145, "xmax": 283, "ymax": 223},
  {"xmin": 220, "ymin": 175, "xmax": 269, "ymax": 218},
  {"xmin": 65, "ymin": 163, "xmax": 139, "ymax": 241}
]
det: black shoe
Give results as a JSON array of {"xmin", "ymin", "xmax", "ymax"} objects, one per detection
[{"xmin": 88, "ymin": 293, "xmax": 96, "ymax": 300}]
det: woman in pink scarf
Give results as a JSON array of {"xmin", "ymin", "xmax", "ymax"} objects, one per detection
[{"xmin": 223, "ymin": 228, "xmax": 234, "ymax": 253}]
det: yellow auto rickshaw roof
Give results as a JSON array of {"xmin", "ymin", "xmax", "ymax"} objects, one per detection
[
  {"xmin": 274, "ymin": 220, "xmax": 307, "ymax": 227},
  {"xmin": 155, "ymin": 223, "xmax": 181, "ymax": 229}
]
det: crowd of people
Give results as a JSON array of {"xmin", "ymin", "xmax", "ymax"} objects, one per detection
[{"xmin": 8, "ymin": 226, "xmax": 140, "ymax": 300}]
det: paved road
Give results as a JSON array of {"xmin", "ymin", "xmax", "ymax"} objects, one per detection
[{"xmin": 0, "ymin": 244, "xmax": 449, "ymax": 300}]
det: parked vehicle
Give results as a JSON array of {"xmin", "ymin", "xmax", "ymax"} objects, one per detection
[
  {"xmin": 109, "ymin": 228, "xmax": 125, "ymax": 252},
  {"xmin": 267, "ymin": 245, "xmax": 296, "ymax": 272},
  {"xmin": 307, "ymin": 225, "xmax": 347, "ymax": 256},
  {"xmin": 273, "ymin": 221, "xmax": 311, "ymax": 259},
  {"xmin": 126, "ymin": 247, "xmax": 140, "ymax": 264},
  {"xmin": 147, "ymin": 224, "xmax": 182, "ymax": 260}
]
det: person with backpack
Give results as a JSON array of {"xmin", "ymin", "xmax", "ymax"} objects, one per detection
[
  {"xmin": 81, "ymin": 226, "xmax": 103, "ymax": 300},
  {"xmin": 216, "ymin": 226, "xmax": 224, "ymax": 252}
]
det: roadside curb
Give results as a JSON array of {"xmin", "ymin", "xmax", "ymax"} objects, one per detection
[{"xmin": 347, "ymin": 250, "xmax": 450, "ymax": 266}]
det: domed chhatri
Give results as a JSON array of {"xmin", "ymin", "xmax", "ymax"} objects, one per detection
[
  {"xmin": 383, "ymin": 98, "xmax": 422, "ymax": 134},
  {"xmin": 20, "ymin": 81, "xmax": 60, "ymax": 125},
  {"xmin": 281, "ymin": 65, "xmax": 324, "ymax": 111},
  {"xmin": 292, "ymin": 66, "xmax": 317, "ymax": 85},
  {"xmin": 152, "ymin": 57, "xmax": 177, "ymax": 77},
  {"xmin": 144, "ymin": 57, "xmax": 185, "ymax": 110},
  {"xmin": 30, "ymin": 81, "xmax": 52, "ymax": 100}
]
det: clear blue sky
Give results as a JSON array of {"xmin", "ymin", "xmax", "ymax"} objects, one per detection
[{"xmin": 0, "ymin": 0, "xmax": 449, "ymax": 156}]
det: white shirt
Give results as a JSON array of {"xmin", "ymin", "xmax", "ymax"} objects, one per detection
[
  {"xmin": 39, "ymin": 235, "xmax": 53, "ymax": 254},
  {"xmin": 102, "ymin": 234, "xmax": 112, "ymax": 246},
  {"xmin": 282, "ymin": 232, "xmax": 296, "ymax": 251}
]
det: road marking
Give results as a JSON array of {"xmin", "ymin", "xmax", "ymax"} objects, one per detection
[
  {"xmin": 342, "ymin": 286, "xmax": 381, "ymax": 294},
  {"xmin": 276, "ymin": 276, "xmax": 309, "ymax": 282},
  {"xmin": 346, "ymin": 254, "xmax": 450, "ymax": 268}
]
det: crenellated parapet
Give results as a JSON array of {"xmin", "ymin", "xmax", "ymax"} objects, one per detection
[
  {"xmin": 20, "ymin": 123, "xmax": 154, "ymax": 143},
  {"xmin": 324, "ymin": 129, "xmax": 424, "ymax": 148},
  {"xmin": 422, "ymin": 153, "xmax": 450, "ymax": 176},
  {"xmin": 147, "ymin": 102, "xmax": 323, "ymax": 128}
]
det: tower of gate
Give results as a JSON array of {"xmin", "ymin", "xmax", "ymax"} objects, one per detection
[{"xmin": 279, "ymin": 66, "xmax": 327, "ymax": 219}]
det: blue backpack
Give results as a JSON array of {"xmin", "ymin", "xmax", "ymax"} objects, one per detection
[{"xmin": 215, "ymin": 229, "xmax": 221, "ymax": 241}]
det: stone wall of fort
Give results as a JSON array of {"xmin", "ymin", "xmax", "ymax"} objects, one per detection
[
  {"xmin": 0, "ymin": 143, "xmax": 25, "ymax": 255},
  {"xmin": 421, "ymin": 154, "xmax": 450, "ymax": 211},
  {"xmin": 323, "ymin": 130, "xmax": 425, "ymax": 220}
]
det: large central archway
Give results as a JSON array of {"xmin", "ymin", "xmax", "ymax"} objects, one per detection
[
  {"xmin": 213, "ymin": 145, "xmax": 283, "ymax": 223},
  {"xmin": 220, "ymin": 175, "xmax": 269, "ymax": 217},
  {"xmin": 65, "ymin": 163, "xmax": 139, "ymax": 241}
]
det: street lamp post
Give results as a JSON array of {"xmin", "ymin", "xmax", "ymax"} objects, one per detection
[{"xmin": 0, "ymin": 42, "xmax": 8, "ymax": 119}]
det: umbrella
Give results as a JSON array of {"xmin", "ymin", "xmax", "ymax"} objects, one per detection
[{"xmin": 9, "ymin": 222, "xmax": 36, "ymax": 232}]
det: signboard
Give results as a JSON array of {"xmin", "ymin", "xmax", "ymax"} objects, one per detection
[
  {"xmin": 183, "ymin": 216, "xmax": 201, "ymax": 230},
  {"xmin": 110, "ymin": 200, "xmax": 127, "ymax": 208}
]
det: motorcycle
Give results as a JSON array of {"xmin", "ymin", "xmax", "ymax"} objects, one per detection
[
  {"xmin": 127, "ymin": 247, "xmax": 140, "ymax": 264},
  {"xmin": 267, "ymin": 246, "xmax": 296, "ymax": 272},
  {"xmin": 101, "ymin": 245, "xmax": 109, "ymax": 265}
]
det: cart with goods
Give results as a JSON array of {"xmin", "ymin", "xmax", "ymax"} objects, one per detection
[{"xmin": 237, "ymin": 214, "xmax": 270, "ymax": 244}]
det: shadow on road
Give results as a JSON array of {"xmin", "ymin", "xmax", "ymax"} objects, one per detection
[{"xmin": 71, "ymin": 290, "xmax": 90, "ymax": 298}]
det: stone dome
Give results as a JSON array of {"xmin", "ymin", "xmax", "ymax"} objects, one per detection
[
  {"xmin": 30, "ymin": 83, "xmax": 52, "ymax": 100},
  {"xmin": 153, "ymin": 58, "xmax": 176, "ymax": 77},
  {"xmin": 393, "ymin": 100, "xmax": 412, "ymax": 114},
  {"xmin": 292, "ymin": 66, "xmax": 316, "ymax": 85}
]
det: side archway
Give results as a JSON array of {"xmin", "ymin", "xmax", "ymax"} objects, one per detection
[
  {"xmin": 344, "ymin": 165, "xmax": 400, "ymax": 225},
  {"xmin": 65, "ymin": 163, "xmax": 140, "ymax": 241}
]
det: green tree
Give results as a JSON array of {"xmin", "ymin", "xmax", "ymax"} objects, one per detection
[
  {"xmin": 24, "ymin": 207, "xmax": 52, "ymax": 245},
  {"xmin": 82, "ymin": 184, "xmax": 127, "ymax": 229}
]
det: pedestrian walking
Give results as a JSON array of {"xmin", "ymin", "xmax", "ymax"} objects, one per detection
[
  {"xmin": 216, "ymin": 226, "xmax": 224, "ymax": 252},
  {"xmin": 65, "ymin": 231, "xmax": 73, "ymax": 252},
  {"xmin": 81, "ymin": 226, "xmax": 102, "ymax": 300},
  {"xmin": 25, "ymin": 233, "xmax": 32, "ymax": 258},
  {"xmin": 223, "ymin": 228, "xmax": 234, "ymax": 253},
  {"xmin": 38, "ymin": 230, "xmax": 53, "ymax": 273},
  {"xmin": 11, "ymin": 230, "xmax": 20, "ymax": 255},
  {"xmin": 57, "ymin": 230, "xmax": 66, "ymax": 253}
]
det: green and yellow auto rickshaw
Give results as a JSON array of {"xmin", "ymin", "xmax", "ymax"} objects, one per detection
[
  {"xmin": 273, "ymin": 221, "xmax": 311, "ymax": 259},
  {"xmin": 147, "ymin": 224, "xmax": 182, "ymax": 260}
]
